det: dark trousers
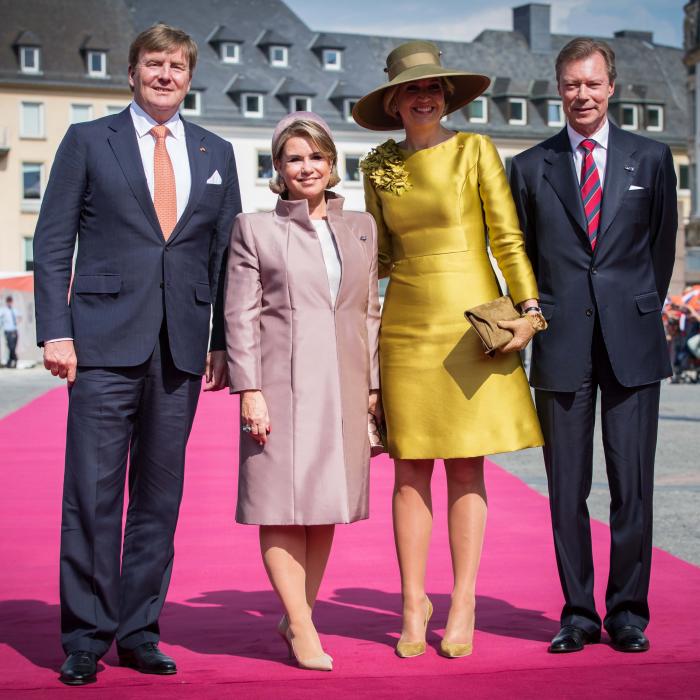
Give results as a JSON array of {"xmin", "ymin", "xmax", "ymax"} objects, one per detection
[
  {"xmin": 535, "ymin": 323, "xmax": 660, "ymax": 635},
  {"xmin": 60, "ymin": 327, "xmax": 201, "ymax": 655},
  {"xmin": 4, "ymin": 330, "xmax": 17, "ymax": 367}
]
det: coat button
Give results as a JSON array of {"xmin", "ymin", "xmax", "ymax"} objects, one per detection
[
  {"xmin": 586, "ymin": 308, "xmax": 593, "ymax": 316},
  {"xmin": 591, "ymin": 268, "xmax": 598, "ymax": 275}
]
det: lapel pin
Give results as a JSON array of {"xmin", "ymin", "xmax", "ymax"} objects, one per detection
[
  {"xmin": 624, "ymin": 165, "xmax": 634, "ymax": 171},
  {"xmin": 200, "ymin": 146, "xmax": 207, "ymax": 153},
  {"xmin": 360, "ymin": 235, "xmax": 368, "ymax": 241}
]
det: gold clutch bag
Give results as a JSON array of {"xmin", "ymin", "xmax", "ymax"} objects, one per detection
[
  {"xmin": 368, "ymin": 413, "xmax": 387, "ymax": 457},
  {"xmin": 464, "ymin": 295, "xmax": 521, "ymax": 354}
]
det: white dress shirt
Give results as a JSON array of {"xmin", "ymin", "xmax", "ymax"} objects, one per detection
[
  {"xmin": 312, "ymin": 219, "xmax": 342, "ymax": 307},
  {"xmin": 567, "ymin": 119, "xmax": 609, "ymax": 187},
  {"xmin": 130, "ymin": 101, "xmax": 191, "ymax": 220},
  {"xmin": 0, "ymin": 305, "xmax": 19, "ymax": 331}
]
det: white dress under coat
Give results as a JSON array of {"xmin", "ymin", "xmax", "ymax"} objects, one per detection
[{"xmin": 224, "ymin": 193, "xmax": 380, "ymax": 525}]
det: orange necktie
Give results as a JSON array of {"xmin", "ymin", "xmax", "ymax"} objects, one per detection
[{"xmin": 150, "ymin": 125, "xmax": 177, "ymax": 240}]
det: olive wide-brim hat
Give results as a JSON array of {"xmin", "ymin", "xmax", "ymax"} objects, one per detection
[{"xmin": 352, "ymin": 40, "xmax": 490, "ymax": 131}]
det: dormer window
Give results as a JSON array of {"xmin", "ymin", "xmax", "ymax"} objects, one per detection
[
  {"xmin": 508, "ymin": 98, "xmax": 527, "ymax": 126},
  {"xmin": 343, "ymin": 98, "xmax": 358, "ymax": 122},
  {"xmin": 290, "ymin": 96, "xmax": 311, "ymax": 112},
  {"xmin": 621, "ymin": 104, "xmax": 638, "ymax": 130},
  {"xmin": 468, "ymin": 96, "xmax": 488, "ymax": 123},
  {"xmin": 20, "ymin": 46, "xmax": 41, "ymax": 73},
  {"xmin": 181, "ymin": 91, "xmax": 201, "ymax": 116},
  {"xmin": 322, "ymin": 49, "xmax": 342, "ymax": 71},
  {"xmin": 242, "ymin": 93, "xmax": 264, "ymax": 118},
  {"xmin": 221, "ymin": 42, "xmax": 240, "ymax": 64},
  {"xmin": 547, "ymin": 100, "xmax": 564, "ymax": 127},
  {"xmin": 646, "ymin": 105, "xmax": 663, "ymax": 132},
  {"xmin": 269, "ymin": 46, "xmax": 288, "ymax": 67},
  {"xmin": 87, "ymin": 51, "xmax": 107, "ymax": 78}
]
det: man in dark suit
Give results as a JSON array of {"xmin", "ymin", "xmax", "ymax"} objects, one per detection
[
  {"xmin": 510, "ymin": 38, "xmax": 677, "ymax": 654},
  {"xmin": 33, "ymin": 24, "xmax": 241, "ymax": 685}
]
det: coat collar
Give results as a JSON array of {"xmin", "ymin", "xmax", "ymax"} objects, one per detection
[{"xmin": 274, "ymin": 191, "xmax": 345, "ymax": 228}]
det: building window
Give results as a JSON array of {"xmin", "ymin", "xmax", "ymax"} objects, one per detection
[
  {"xmin": 181, "ymin": 91, "xmax": 201, "ymax": 115},
  {"xmin": 106, "ymin": 104, "xmax": 127, "ymax": 115},
  {"xmin": 20, "ymin": 102, "xmax": 44, "ymax": 138},
  {"xmin": 508, "ymin": 98, "xmax": 527, "ymax": 125},
  {"xmin": 322, "ymin": 49, "xmax": 342, "ymax": 71},
  {"xmin": 221, "ymin": 42, "xmax": 240, "ymax": 63},
  {"xmin": 22, "ymin": 163, "xmax": 43, "ymax": 208},
  {"xmin": 343, "ymin": 98, "xmax": 358, "ymax": 122},
  {"xmin": 257, "ymin": 152, "xmax": 274, "ymax": 180},
  {"xmin": 344, "ymin": 155, "xmax": 362, "ymax": 183},
  {"xmin": 679, "ymin": 164, "xmax": 690, "ymax": 191},
  {"xmin": 242, "ymin": 93, "xmax": 263, "ymax": 118},
  {"xmin": 547, "ymin": 100, "xmax": 564, "ymax": 127},
  {"xmin": 87, "ymin": 51, "xmax": 107, "ymax": 77},
  {"xmin": 269, "ymin": 46, "xmax": 288, "ymax": 67},
  {"xmin": 621, "ymin": 104, "xmax": 638, "ymax": 130},
  {"xmin": 70, "ymin": 104, "xmax": 93, "ymax": 124},
  {"xmin": 23, "ymin": 237, "xmax": 34, "ymax": 272},
  {"xmin": 646, "ymin": 105, "xmax": 663, "ymax": 132},
  {"xmin": 290, "ymin": 96, "xmax": 311, "ymax": 113},
  {"xmin": 20, "ymin": 46, "xmax": 40, "ymax": 73},
  {"xmin": 468, "ymin": 96, "xmax": 487, "ymax": 123}
]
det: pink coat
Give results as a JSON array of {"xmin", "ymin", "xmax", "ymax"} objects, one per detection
[{"xmin": 224, "ymin": 193, "xmax": 380, "ymax": 525}]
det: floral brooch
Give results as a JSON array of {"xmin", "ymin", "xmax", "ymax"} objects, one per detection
[{"xmin": 360, "ymin": 140, "xmax": 412, "ymax": 196}]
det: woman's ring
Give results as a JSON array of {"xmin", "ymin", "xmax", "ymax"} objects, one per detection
[{"xmin": 242, "ymin": 425, "xmax": 252, "ymax": 433}]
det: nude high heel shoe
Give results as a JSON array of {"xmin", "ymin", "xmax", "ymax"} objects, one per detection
[
  {"xmin": 285, "ymin": 627, "xmax": 333, "ymax": 671},
  {"xmin": 396, "ymin": 597, "xmax": 433, "ymax": 658},
  {"xmin": 439, "ymin": 639, "xmax": 473, "ymax": 658}
]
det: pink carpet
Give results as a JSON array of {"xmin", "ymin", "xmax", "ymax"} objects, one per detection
[{"xmin": 0, "ymin": 388, "xmax": 698, "ymax": 698}]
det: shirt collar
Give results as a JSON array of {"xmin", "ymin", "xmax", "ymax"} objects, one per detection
[
  {"xmin": 567, "ymin": 119, "xmax": 609, "ymax": 152},
  {"xmin": 129, "ymin": 100, "xmax": 184, "ymax": 140}
]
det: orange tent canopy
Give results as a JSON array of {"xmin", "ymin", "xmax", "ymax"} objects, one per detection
[{"xmin": 0, "ymin": 274, "xmax": 34, "ymax": 292}]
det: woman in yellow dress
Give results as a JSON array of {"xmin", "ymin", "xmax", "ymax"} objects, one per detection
[{"xmin": 353, "ymin": 41, "xmax": 546, "ymax": 659}]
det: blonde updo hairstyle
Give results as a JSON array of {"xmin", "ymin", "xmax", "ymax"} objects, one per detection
[
  {"xmin": 382, "ymin": 76, "xmax": 456, "ymax": 120},
  {"xmin": 270, "ymin": 119, "xmax": 341, "ymax": 195}
]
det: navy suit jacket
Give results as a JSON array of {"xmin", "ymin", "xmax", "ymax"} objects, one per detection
[
  {"xmin": 510, "ymin": 122, "xmax": 677, "ymax": 391},
  {"xmin": 33, "ymin": 107, "xmax": 241, "ymax": 375}
]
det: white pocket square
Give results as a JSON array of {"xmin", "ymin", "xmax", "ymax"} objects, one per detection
[
  {"xmin": 206, "ymin": 170, "xmax": 222, "ymax": 185},
  {"xmin": 628, "ymin": 185, "xmax": 645, "ymax": 190}
]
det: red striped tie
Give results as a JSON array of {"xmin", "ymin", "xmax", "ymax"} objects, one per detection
[{"xmin": 580, "ymin": 139, "xmax": 601, "ymax": 249}]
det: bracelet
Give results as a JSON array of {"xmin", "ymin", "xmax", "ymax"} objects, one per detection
[
  {"xmin": 522, "ymin": 305, "xmax": 542, "ymax": 315},
  {"xmin": 521, "ymin": 310, "xmax": 548, "ymax": 332}
]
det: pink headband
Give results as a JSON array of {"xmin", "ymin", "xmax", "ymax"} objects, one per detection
[{"xmin": 271, "ymin": 111, "xmax": 333, "ymax": 153}]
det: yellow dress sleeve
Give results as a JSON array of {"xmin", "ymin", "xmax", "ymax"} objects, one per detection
[
  {"xmin": 363, "ymin": 174, "xmax": 393, "ymax": 279},
  {"xmin": 476, "ymin": 135, "xmax": 539, "ymax": 305}
]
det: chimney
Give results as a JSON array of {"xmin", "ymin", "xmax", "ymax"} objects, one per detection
[
  {"xmin": 513, "ymin": 3, "xmax": 551, "ymax": 54},
  {"xmin": 614, "ymin": 30, "xmax": 654, "ymax": 43}
]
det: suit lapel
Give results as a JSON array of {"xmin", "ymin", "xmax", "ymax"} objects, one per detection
[
  {"xmin": 168, "ymin": 119, "xmax": 210, "ymax": 244},
  {"xmin": 598, "ymin": 123, "xmax": 638, "ymax": 241},
  {"xmin": 543, "ymin": 128, "xmax": 590, "ymax": 248},
  {"xmin": 107, "ymin": 108, "xmax": 163, "ymax": 241}
]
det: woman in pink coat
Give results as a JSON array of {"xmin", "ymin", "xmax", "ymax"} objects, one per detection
[{"xmin": 224, "ymin": 112, "xmax": 381, "ymax": 671}]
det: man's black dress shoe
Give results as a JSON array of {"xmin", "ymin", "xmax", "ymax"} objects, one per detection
[
  {"xmin": 609, "ymin": 625, "xmax": 649, "ymax": 652},
  {"xmin": 549, "ymin": 625, "xmax": 601, "ymax": 653},
  {"xmin": 59, "ymin": 651, "xmax": 98, "ymax": 685},
  {"xmin": 118, "ymin": 642, "xmax": 177, "ymax": 674}
]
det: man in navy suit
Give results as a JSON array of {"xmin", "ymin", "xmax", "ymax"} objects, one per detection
[
  {"xmin": 510, "ymin": 38, "xmax": 677, "ymax": 655},
  {"xmin": 33, "ymin": 24, "xmax": 241, "ymax": 685}
]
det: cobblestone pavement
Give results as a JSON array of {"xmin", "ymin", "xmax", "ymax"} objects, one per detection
[{"xmin": 2, "ymin": 368, "xmax": 698, "ymax": 564}]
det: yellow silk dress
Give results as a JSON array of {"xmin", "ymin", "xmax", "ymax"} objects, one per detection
[{"xmin": 364, "ymin": 132, "xmax": 543, "ymax": 459}]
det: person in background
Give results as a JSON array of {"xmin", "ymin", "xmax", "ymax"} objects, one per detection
[
  {"xmin": 224, "ymin": 112, "xmax": 380, "ymax": 672},
  {"xmin": 0, "ymin": 295, "xmax": 20, "ymax": 368},
  {"xmin": 353, "ymin": 42, "xmax": 545, "ymax": 659}
]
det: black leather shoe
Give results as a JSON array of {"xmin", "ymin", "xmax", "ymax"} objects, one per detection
[
  {"xmin": 548, "ymin": 625, "xmax": 601, "ymax": 653},
  {"xmin": 59, "ymin": 651, "xmax": 98, "ymax": 685},
  {"xmin": 609, "ymin": 625, "xmax": 649, "ymax": 652},
  {"xmin": 118, "ymin": 642, "xmax": 177, "ymax": 674}
]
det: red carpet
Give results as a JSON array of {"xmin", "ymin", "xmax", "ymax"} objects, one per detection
[{"xmin": 0, "ymin": 388, "xmax": 698, "ymax": 698}]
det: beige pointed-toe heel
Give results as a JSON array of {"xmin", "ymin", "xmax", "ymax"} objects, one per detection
[
  {"xmin": 285, "ymin": 628, "xmax": 333, "ymax": 671},
  {"xmin": 396, "ymin": 597, "xmax": 433, "ymax": 658}
]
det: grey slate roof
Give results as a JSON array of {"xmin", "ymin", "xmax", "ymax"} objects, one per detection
[
  {"xmin": 1, "ymin": 0, "xmax": 688, "ymax": 146},
  {"xmin": 0, "ymin": 0, "xmax": 133, "ymax": 92}
]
